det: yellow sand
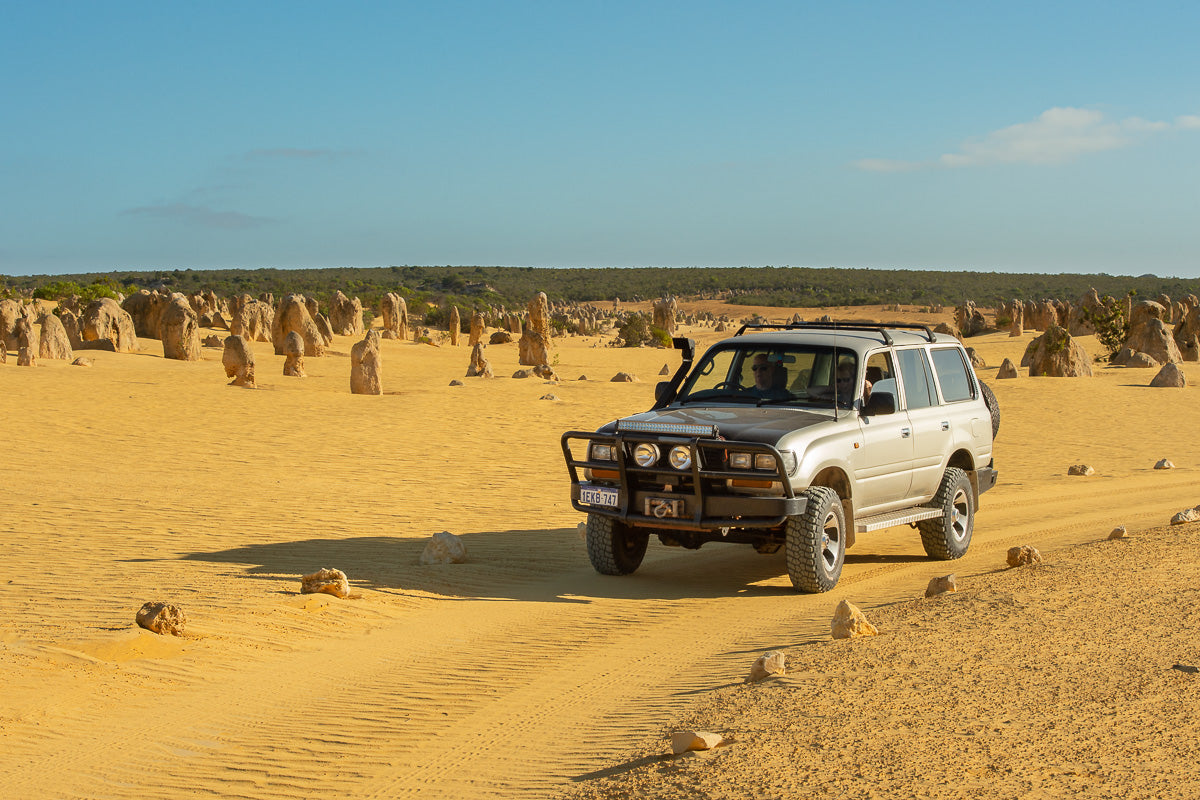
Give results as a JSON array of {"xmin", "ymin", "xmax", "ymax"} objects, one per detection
[{"xmin": 1, "ymin": 303, "xmax": 1197, "ymax": 798}]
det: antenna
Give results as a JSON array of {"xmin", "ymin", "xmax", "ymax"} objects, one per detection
[{"xmin": 832, "ymin": 324, "xmax": 839, "ymax": 420}]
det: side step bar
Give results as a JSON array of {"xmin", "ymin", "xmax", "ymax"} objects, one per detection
[{"xmin": 855, "ymin": 507, "xmax": 943, "ymax": 534}]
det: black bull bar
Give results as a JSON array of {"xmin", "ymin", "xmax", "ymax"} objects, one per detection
[{"xmin": 561, "ymin": 430, "xmax": 807, "ymax": 530}]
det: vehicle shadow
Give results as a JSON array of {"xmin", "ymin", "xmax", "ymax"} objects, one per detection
[{"xmin": 173, "ymin": 527, "xmax": 812, "ymax": 603}]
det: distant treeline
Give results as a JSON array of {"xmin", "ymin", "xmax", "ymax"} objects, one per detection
[{"xmin": 2, "ymin": 265, "xmax": 1198, "ymax": 311}]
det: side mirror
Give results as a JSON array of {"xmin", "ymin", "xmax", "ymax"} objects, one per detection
[
  {"xmin": 655, "ymin": 381, "xmax": 672, "ymax": 403},
  {"xmin": 862, "ymin": 391, "xmax": 896, "ymax": 416}
]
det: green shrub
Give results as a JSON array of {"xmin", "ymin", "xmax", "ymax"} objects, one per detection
[
  {"xmin": 32, "ymin": 279, "xmax": 132, "ymax": 304},
  {"xmin": 1082, "ymin": 296, "xmax": 1130, "ymax": 358},
  {"xmin": 618, "ymin": 314, "xmax": 651, "ymax": 347}
]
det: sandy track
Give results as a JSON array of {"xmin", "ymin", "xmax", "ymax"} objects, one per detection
[{"xmin": 2, "ymin": 310, "xmax": 1197, "ymax": 797}]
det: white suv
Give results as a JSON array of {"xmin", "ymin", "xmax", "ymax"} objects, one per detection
[{"xmin": 562, "ymin": 323, "xmax": 999, "ymax": 592}]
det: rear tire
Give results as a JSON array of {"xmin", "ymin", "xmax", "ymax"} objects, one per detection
[
  {"xmin": 785, "ymin": 487, "xmax": 846, "ymax": 593},
  {"xmin": 918, "ymin": 467, "xmax": 974, "ymax": 559},
  {"xmin": 586, "ymin": 514, "xmax": 649, "ymax": 575}
]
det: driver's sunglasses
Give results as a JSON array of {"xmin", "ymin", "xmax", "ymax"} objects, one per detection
[{"xmin": 751, "ymin": 364, "xmax": 771, "ymax": 372}]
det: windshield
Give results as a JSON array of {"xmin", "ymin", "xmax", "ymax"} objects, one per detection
[{"xmin": 676, "ymin": 344, "xmax": 861, "ymax": 407}]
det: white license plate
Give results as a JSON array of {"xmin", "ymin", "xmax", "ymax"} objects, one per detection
[{"xmin": 580, "ymin": 484, "xmax": 619, "ymax": 507}]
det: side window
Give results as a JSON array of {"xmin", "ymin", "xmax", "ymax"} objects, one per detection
[
  {"xmin": 930, "ymin": 347, "xmax": 976, "ymax": 402},
  {"xmin": 896, "ymin": 348, "xmax": 937, "ymax": 410},
  {"xmin": 864, "ymin": 352, "xmax": 893, "ymax": 388}
]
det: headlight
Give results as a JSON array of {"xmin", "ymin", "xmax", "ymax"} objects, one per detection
[
  {"xmin": 729, "ymin": 452, "xmax": 752, "ymax": 469},
  {"xmin": 669, "ymin": 445, "xmax": 692, "ymax": 470},
  {"xmin": 755, "ymin": 454, "xmax": 777, "ymax": 471},
  {"xmin": 633, "ymin": 443, "xmax": 660, "ymax": 467},
  {"xmin": 589, "ymin": 443, "xmax": 616, "ymax": 461}
]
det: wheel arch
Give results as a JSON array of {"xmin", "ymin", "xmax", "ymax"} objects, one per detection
[
  {"xmin": 809, "ymin": 466, "xmax": 855, "ymax": 547},
  {"xmin": 946, "ymin": 448, "xmax": 978, "ymax": 499}
]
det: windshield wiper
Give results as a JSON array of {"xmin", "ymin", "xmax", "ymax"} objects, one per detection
[
  {"xmin": 756, "ymin": 396, "xmax": 800, "ymax": 407},
  {"xmin": 678, "ymin": 393, "xmax": 755, "ymax": 405}
]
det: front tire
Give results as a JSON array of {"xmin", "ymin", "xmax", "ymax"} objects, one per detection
[
  {"xmin": 586, "ymin": 514, "xmax": 649, "ymax": 575},
  {"xmin": 785, "ymin": 486, "xmax": 846, "ymax": 593},
  {"xmin": 918, "ymin": 467, "xmax": 974, "ymax": 559}
]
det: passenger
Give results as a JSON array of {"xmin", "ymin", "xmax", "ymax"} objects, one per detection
[{"xmin": 811, "ymin": 362, "xmax": 865, "ymax": 406}]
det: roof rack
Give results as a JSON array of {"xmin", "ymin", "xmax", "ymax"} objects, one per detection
[{"xmin": 732, "ymin": 321, "xmax": 937, "ymax": 345}]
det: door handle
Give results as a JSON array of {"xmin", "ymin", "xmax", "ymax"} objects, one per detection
[
  {"xmin": 900, "ymin": 427, "xmax": 911, "ymax": 438},
  {"xmin": 941, "ymin": 420, "xmax": 950, "ymax": 431}
]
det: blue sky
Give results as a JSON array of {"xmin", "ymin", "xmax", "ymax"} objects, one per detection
[{"xmin": 2, "ymin": 1, "xmax": 1198, "ymax": 278}]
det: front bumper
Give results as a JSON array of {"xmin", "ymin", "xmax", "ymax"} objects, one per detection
[{"xmin": 562, "ymin": 430, "xmax": 806, "ymax": 530}]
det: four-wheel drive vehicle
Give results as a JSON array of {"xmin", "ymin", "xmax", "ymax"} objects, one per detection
[{"xmin": 562, "ymin": 323, "xmax": 999, "ymax": 592}]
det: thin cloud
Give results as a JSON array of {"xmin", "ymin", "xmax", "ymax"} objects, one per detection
[
  {"xmin": 852, "ymin": 158, "xmax": 923, "ymax": 173},
  {"xmin": 246, "ymin": 147, "xmax": 334, "ymax": 159},
  {"xmin": 854, "ymin": 106, "xmax": 1199, "ymax": 171},
  {"xmin": 940, "ymin": 107, "xmax": 1130, "ymax": 167},
  {"xmin": 244, "ymin": 147, "xmax": 361, "ymax": 161},
  {"xmin": 122, "ymin": 203, "xmax": 274, "ymax": 230}
]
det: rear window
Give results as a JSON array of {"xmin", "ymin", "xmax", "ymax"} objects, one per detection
[{"xmin": 930, "ymin": 347, "xmax": 976, "ymax": 402}]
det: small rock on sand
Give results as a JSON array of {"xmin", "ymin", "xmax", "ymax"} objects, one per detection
[
  {"xmin": 449, "ymin": 379, "xmax": 464, "ymax": 386},
  {"xmin": 925, "ymin": 574, "xmax": 958, "ymax": 597},
  {"xmin": 1170, "ymin": 508, "xmax": 1200, "ymax": 526},
  {"xmin": 136, "ymin": 602, "xmax": 187, "ymax": 636},
  {"xmin": 1067, "ymin": 464, "xmax": 1095, "ymax": 476},
  {"xmin": 747, "ymin": 650, "xmax": 786, "ymax": 682},
  {"xmin": 70, "ymin": 356, "xmax": 93, "ymax": 367},
  {"xmin": 420, "ymin": 531, "xmax": 468, "ymax": 565},
  {"xmin": 996, "ymin": 358, "xmax": 1019, "ymax": 379},
  {"xmin": 1149, "ymin": 363, "xmax": 1186, "ymax": 388},
  {"xmin": 1007, "ymin": 545, "xmax": 1043, "ymax": 567},
  {"xmin": 1154, "ymin": 459, "xmax": 1175, "ymax": 470},
  {"xmin": 659, "ymin": 363, "xmax": 670, "ymax": 375},
  {"xmin": 610, "ymin": 372, "xmax": 638, "ymax": 382},
  {"xmin": 670, "ymin": 731, "xmax": 724, "ymax": 755},
  {"xmin": 831, "ymin": 599, "xmax": 878, "ymax": 639},
  {"xmin": 301, "ymin": 568, "xmax": 351, "ymax": 598},
  {"xmin": 540, "ymin": 393, "xmax": 560, "ymax": 401},
  {"xmin": 1108, "ymin": 526, "xmax": 1129, "ymax": 540}
]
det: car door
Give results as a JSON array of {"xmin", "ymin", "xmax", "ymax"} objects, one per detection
[
  {"xmin": 853, "ymin": 350, "xmax": 913, "ymax": 508},
  {"xmin": 895, "ymin": 346, "xmax": 953, "ymax": 499}
]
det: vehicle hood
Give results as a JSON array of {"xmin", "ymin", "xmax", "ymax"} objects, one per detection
[{"xmin": 599, "ymin": 405, "xmax": 835, "ymax": 445}]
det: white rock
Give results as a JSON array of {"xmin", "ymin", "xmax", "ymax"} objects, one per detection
[
  {"xmin": 1108, "ymin": 526, "xmax": 1129, "ymax": 540},
  {"xmin": 925, "ymin": 574, "xmax": 958, "ymax": 597},
  {"xmin": 831, "ymin": 599, "xmax": 878, "ymax": 639},
  {"xmin": 136, "ymin": 601, "xmax": 187, "ymax": 636},
  {"xmin": 671, "ymin": 730, "xmax": 724, "ymax": 755},
  {"xmin": 1170, "ymin": 508, "xmax": 1200, "ymax": 526},
  {"xmin": 301, "ymin": 568, "xmax": 350, "ymax": 598},
  {"xmin": 1155, "ymin": 459, "xmax": 1175, "ymax": 470},
  {"xmin": 747, "ymin": 650, "xmax": 786, "ymax": 682},
  {"xmin": 420, "ymin": 530, "xmax": 468, "ymax": 565},
  {"xmin": 1006, "ymin": 546, "xmax": 1043, "ymax": 567}
]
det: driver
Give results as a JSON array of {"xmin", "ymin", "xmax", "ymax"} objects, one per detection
[{"xmin": 748, "ymin": 353, "xmax": 790, "ymax": 399}]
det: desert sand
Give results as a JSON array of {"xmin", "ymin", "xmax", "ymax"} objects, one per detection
[{"xmin": 2, "ymin": 303, "xmax": 1198, "ymax": 799}]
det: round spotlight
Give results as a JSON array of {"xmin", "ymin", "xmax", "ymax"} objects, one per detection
[
  {"xmin": 669, "ymin": 446, "xmax": 692, "ymax": 470},
  {"xmin": 633, "ymin": 443, "xmax": 660, "ymax": 467}
]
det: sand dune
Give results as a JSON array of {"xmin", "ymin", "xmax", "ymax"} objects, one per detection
[{"xmin": 2, "ymin": 305, "xmax": 1198, "ymax": 798}]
